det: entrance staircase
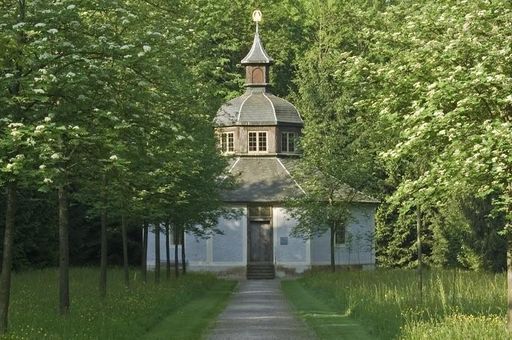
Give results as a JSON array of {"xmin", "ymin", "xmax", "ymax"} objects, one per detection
[{"xmin": 247, "ymin": 263, "xmax": 275, "ymax": 279}]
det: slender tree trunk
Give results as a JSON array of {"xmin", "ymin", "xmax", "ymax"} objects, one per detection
[
  {"xmin": 99, "ymin": 179, "xmax": 107, "ymax": 298},
  {"xmin": 417, "ymin": 208, "xmax": 423, "ymax": 303},
  {"xmin": 507, "ymin": 230, "xmax": 512, "ymax": 332},
  {"xmin": 142, "ymin": 221, "xmax": 148, "ymax": 283},
  {"xmin": 121, "ymin": 213, "xmax": 129, "ymax": 288},
  {"xmin": 330, "ymin": 223, "xmax": 335, "ymax": 273},
  {"xmin": 507, "ymin": 185, "xmax": 512, "ymax": 332},
  {"xmin": 165, "ymin": 223, "xmax": 171, "ymax": 280},
  {"xmin": 181, "ymin": 228, "xmax": 186, "ymax": 274},
  {"xmin": 174, "ymin": 226, "xmax": 179, "ymax": 278},
  {"xmin": 58, "ymin": 186, "xmax": 70, "ymax": 315},
  {"xmin": 0, "ymin": 182, "xmax": 16, "ymax": 333},
  {"xmin": 155, "ymin": 225, "xmax": 160, "ymax": 283}
]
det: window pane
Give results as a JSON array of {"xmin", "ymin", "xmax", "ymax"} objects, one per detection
[
  {"xmin": 281, "ymin": 133, "xmax": 288, "ymax": 152},
  {"xmin": 228, "ymin": 133, "xmax": 234, "ymax": 152},
  {"xmin": 249, "ymin": 132, "xmax": 257, "ymax": 151},
  {"xmin": 258, "ymin": 132, "xmax": 267, "ymax": 151},
  {"xmin": 335, "ymin": 226, "xmax": 345, "ymax": 245},
  {"xmin": 221, "ymin": 133, "xmax": 227, "ymax": 152},
  {"xmin": 289, "ymin": 133, "xmax": 295, "ymax": 152}
]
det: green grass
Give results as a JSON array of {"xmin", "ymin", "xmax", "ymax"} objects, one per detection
[
  {"xmin": 286, "ymin": 269, "xmax": 508, "ymax": 340},
  {"xmin": 282, "ymin": 280, "xmax": 374, "ymax": 340},
  {"xmin": 1, "ymin": 267, "xmax": 235, "ymax": 339},
  {"xmin": 141, "ymin": 280, "xmax": 235, "ymax": 340}
]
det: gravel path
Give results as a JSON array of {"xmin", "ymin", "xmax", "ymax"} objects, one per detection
[{"xmin": 207, "ymin": 280, "xmax": 315, "ymax": 340}]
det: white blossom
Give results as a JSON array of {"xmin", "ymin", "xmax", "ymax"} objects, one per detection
[
  {"xmin": 12, "ymin": 22, "xmax": 25, "ymax": 29},
  {"xmin": 33, "ymin": 88, "xmax": 45, "ymax": 94},
  {"xmin": 44, "ymin": 116, "xmax": 52, "ymax": 122},
  {"xmin": 143, "ymin": 45, "xmax": 151, "ymax": 52},
  {"xmin": 47, "ymin": 28, "xmax": 58, "ymax": 34},
  {"xmin": 5, "ymin": 73, "xmax": 14, "ymax": 78},
  {"xmin": 43, "ymin": 178, "xmax": 53, "ymax": 184},
  {"xmin": 35, "ymin": 23, "xmax": 46, "ymax": 28},
  {"xmin": 109, "ymin": 155, "xmax": 118, "ymax": 161},
  {"xmin": 50, "ymin": 153, "xmax": 60, "ymax": 160},
  {"xmin": 67, "ymin": 4, "xmax": 76, "ymax": 10}
]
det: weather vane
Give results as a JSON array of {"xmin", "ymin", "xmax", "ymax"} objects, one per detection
[{"xmin": 252, "ymin": 9, "xmax": 262, "ymax": 33}]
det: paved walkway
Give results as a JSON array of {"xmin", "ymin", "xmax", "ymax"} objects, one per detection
[{"xmin": 208, "ymin": 280, "xmax": 315, "ymax": 340}]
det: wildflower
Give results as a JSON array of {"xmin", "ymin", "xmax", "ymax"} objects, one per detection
[
  {"xmin": 47, "ymin": 28, "xmax": 58, "ymax": 34},
  {"xmin": 109, "ymin": 155, "xmax": 118, "ymax": 161}
]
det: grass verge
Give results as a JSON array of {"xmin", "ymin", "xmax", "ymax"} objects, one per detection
[
  {"xmin": 294, "ymin": 270, "xmax": 507, "ymax": 340},
  {"xmin": 2, "ymin": 267, "xmax": 235, "ymax": 339},
  {"xmin": 282, "ymin": 280, "xmax": 374, "ymax": 340},
  {"xmin": 142, "ymin": 280, "xmax": 235, "ymax": 340}
]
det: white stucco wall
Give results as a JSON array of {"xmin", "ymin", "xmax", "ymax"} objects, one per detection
[
  {"xmin": 146, "ymin": 203, "xmax": 376, "ymax": 272},
  {"xmin": 311, "ymin": 204, "xmax": 376, "ymax": 265},
  {"xmin": 211, "ymin": 210, "xmax": 246, "ymax": 265},
  {"xmin": 273, "ymin": 207, "xmax": 309, "ymax": 266}
]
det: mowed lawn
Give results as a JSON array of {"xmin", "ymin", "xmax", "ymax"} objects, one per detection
[
  {"xmin": 2, "ymin": 268, "xmax": 235, "ymax": 339},
  {"xmin": 283, "ymin": 270, "xmax": 509, "ymax": 340}
]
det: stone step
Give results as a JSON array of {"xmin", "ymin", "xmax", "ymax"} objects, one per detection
[{"xmin": 247, "ymin": 264, "xmax": 275, "ymax": 280}]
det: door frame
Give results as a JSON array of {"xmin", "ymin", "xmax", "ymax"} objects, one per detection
[{"xmin": 247, "ymin": 205, "xmax": 273, "ymax": 265}]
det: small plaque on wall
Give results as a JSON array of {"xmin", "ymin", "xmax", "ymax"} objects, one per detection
[{"xmin": 280, "ymin": 237, "xmax": 288, "ymax": 245}]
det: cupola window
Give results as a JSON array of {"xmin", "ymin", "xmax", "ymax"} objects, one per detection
[
  {"xmin": 221, "ymin": 132, "xmax": 234, "ymax": 153},
  {"xmin": 281, "ymin": 132, "xmax": 296, "ymax": 153},
  {"xmin": 248, "ymin": 131, "xmax": 267, "ymax": 152}
]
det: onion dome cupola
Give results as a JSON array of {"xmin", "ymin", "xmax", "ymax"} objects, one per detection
[{"xmin": 215, "ymin": 10, "xmax": 303, "ymax": 128}]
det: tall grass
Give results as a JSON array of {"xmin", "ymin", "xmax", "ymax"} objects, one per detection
[
  {"xmin": 2, "ymin": 267, "xmax": 225, "ymax": 339},
  {"xmin": 300, "ymin": 269, "xmax": 508, "ymax": 339}
]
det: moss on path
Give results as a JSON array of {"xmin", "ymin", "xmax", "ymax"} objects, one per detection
[
  {"xmin": 282, "ymin": 280, "xmax": 376, "ymax": 340},
  {"xmin": 142, "ymin": 280, "xmax": 236, "ymax": 340}
]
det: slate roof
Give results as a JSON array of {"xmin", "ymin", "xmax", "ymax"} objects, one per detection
[
  {"xmin": 241, "ymin": 33, "xmax": 273, "ymax": 65},
  {"xmin": 223, "ymin": 157, "xmax": 379, "ymax": 204},
  {"xmin": 223, "ymin": 157, "xmax": 304, "ymax": 202},
  {"xmin": 215, "ymin": 87, "xmax": 303, "ymax": 126}
]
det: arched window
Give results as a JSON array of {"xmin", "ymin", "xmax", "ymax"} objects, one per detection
[{"xmin": 251, "ymin": 68, "xmax": 264, "ymax": 83}]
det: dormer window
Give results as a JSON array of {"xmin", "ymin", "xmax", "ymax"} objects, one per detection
[
  {"xmin": 281, "ymin": 132, "xmax": 296, "ymax": 153},
  {"xmin": 221, "ymin": 132, "xmax": 234, "ymax": 153},
  {"xmin": 248, "ymin": 131, "xmax": 267, "ymax": 152}
]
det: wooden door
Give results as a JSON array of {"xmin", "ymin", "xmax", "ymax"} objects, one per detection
[{"xmin": 248, "ymin": 221, "xmax": 273, "ymax": 263}]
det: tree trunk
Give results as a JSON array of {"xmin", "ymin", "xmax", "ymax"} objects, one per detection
[
  {"xmin": 507, "ymin": 220, "xmax": 512, "ymax": 331},
  {"xmin": 121, "ymin": 213, "xmax": 129, "ymax": 288},
  {"xmin": 99, "ymin": 189, "xmax": 107, "ymax": 298},
  {"xmin": 0, "ymin": 182, "xmax": 16, "ymax": 333},
  {"xmin": 181, "ymin": 228, "xmax": 186, "ymax": 274},
  {"xmin": 174, "ymin": 226, "xmax": 179, "ymax": 278},
  {"xmin": 155, "ymin": 225, "xmax": 160, "ymax": 283},
  {"xmin": 165, "ymin": 223, "xmax": 171, "ymax": 280},
  {"xmin": 330, "ymin": 223, "xmax": 335, "ymax": 273},
  {"xmin": 58, "ymin": 186, "xmax": 70, "ymax": 315},
  {"xmin": 142, "ymin": 221, "xmax": 148, "ymax": 283},
  {"xmin": 417, "ymin": 208, "xmax": 423, "ymax": 303}
]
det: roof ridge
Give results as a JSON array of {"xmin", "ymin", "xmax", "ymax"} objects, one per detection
[
  {"xmin": 262, "ymin": 91, "xmax": 277, "ymax": 122},
  {"xmin": 276, "ymin": 158, "xmax": 306, "ymax": 195}
]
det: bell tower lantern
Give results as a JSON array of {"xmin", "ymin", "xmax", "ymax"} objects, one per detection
[{"xmin": 241, "ymin": 10, "xmax": 273, "ymax": 88}]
